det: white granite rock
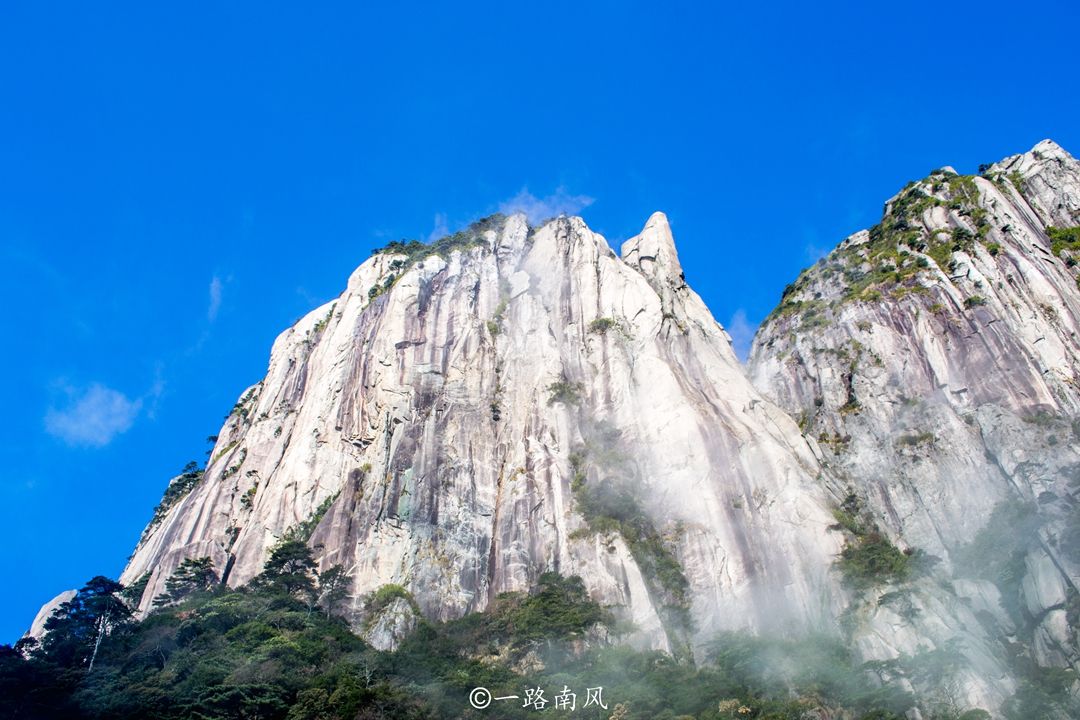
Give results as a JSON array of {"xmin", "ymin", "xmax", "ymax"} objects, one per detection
[
  {"xmin": 750, "ymin": 140, "xmax": 1080, "ymax": 715},
  {"xmin": 21, "ymin": 139, "xmax": 1070, "ymax": 718},
  {"xmin": 121, "ymin": 212, "xmax": 843, "ymax": 657},
  {"xmin": 25, "ymin": 589, "xmax": 76, "ymax": 642}
]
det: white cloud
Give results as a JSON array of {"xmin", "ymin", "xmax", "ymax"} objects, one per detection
[
  {"xmin": 498, "ymin": 186, "xmax": 594, "ymax": 224},
  {"xmin": 725, "ymin": 309, "xmax": 759, "ymax": 363},
  {"xmin": 427, "ymin": 212, "xmax": 450, "ymax": 242},
  {"xmin": 207, "ymin": 276, "xmax": 223, "ymax": 321},
  {"xmin": 143, "ymin": 369, "xmax": 166, "ymax": 421},
  {"xmin": 45, "ymin": 384, "xmax": 142, "ymax": 448}
]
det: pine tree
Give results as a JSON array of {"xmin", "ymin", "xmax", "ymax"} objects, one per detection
[
  {"xmin": 317, "ymin": 564, "xmax": 351, "ymax": 618},
  {"xmin": 152, "ymin": 557, "xmax": 217, "ymax": 608},
  {"xmin": 258, "ymin": 539, "xmax": 317, "ymax": 600},
  {"xmin": 40, "ymin": 576, "xmax": 130, "ymax": 670}
]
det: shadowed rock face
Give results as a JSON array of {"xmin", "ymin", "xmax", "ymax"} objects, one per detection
[
  {"xmin": 750, "ymin": 140, "xmax": 1080, "ymax": 714},
  {"xmin": 123, "ymin": 211, "xmax": 843, "ymax": 656}
]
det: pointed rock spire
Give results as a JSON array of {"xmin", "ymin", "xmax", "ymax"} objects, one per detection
[{"xmin": 620, "ymin": 211, "xmax": 685, "ymax": 290}]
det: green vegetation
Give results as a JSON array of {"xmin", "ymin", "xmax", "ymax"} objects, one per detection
[
  {"xmin": 546, "ymin": 378, "xmax": 582, "ymax": 406},
  {"xmin": 228, "ymin": 386, "xmax": 260, "ymax": 423},
  {"xmin": 240, "ymin": 483, "xmax": 257, "ymax": 510},
  {"xmin": 474, "ymin": 572, "xmax": 610, "ymax": 644},
  {"xmin": 964, "ymin": 295, "xmax": 986, "ymax": 308},
  {"xmin": 254, "ymin": 539, "xmax": 319, "ymax": 600},
  {"xmin": 367, "ymin": 272, "xmax": 397, "ymax": 301},
  {"xmin": 568, "ymin": 451, "xmax": 692, "ymax": 641},
  {"xmin": 0, "ymin": 551, "xmax": 1021, "ymax": 720},
  {"xmin": 588, "ymin": 317, "xmax": 617, "ymax": 334},
  {"xmin": 364, "ymin": 215, "xmax": 506, "ymax": 303},
  {"xmin": 1047, "ymin": 225, "xmax": 1080, "ymax": 258},
  {"xmin": 818, "ymin": 430, "xmax": 852, "ymax": 453},
  {"xmin": 895, "ymin": 431, "xmax": 935, "ymax": 448},
  {"xmin": 312, "ymin": 303, "xmax": 335, "ymax": 333},
  {"xmin": 365, "ymin": 583, "xmax": 419, "ymax": 617},
  {"xmin": 487, "ymin": 295, "xmax": 509, "ymax": 337},
  {"xmin": 839, "ymin": 534, "xmax": 914, "ymax": 589},
  {"xmin": 1002, "ymin": 666, "xmax": 1078, "ymax": 720},
  {"xmin": 212, "ymin": 439, "xmax": 239, "ymax": 464},
  {"xmin": 143, "ymin": 461, "xmax": 204, "ymax": 538},
  {"xmin": 953, "ymin": 501, "xmax": 1038, "ymax": 623},
  {"xmin": 587, "ymin": 316, "xmax": 631, "ymax": 338},
  {"xmin": 152, "ymin": 556, "xmax": 217, "ymax": 608},
  {"xmin": 284, "ymin": 492, "xmax": 339, "ymax": 543},
  {"xmin": 830, "ymin": 494, "xmax": 914, "ymax": 588},
  {"xmin": 767, "ymin": 170, "xmax": 1005, "ymax": 325},
  {"xmin": 954, "ymin": 502, "xmax": 1080, "ymax": 717},
  {"xmin": 221, "ymin": 447, "xmax": 246, "ymax": 479},
  {"xmin": 371, "ymin": 215, "xmax": 504, "ymax": 263}
]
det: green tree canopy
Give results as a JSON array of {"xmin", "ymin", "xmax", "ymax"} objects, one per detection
[
  {"xmin": 41, "ymin": 576, "xmax": 131, "ymax": 668},
  {"xmin": 153, "ymin": 556, "xmax": 217, "ymax": 608},
  {"xmin": 258, "ymin": 539, "xmax": 317, "ymax": 600}
]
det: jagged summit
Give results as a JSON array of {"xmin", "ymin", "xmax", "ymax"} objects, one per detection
[
  {"xmin": 28, "ymin": 140, "xmax": 1080, "ymax": 717},
  {"xmin": 620, "ymin": 211, "xmax": 683, "ymax": 282},
  {"xmin": 121, "ymin": 208, "xmax": 840, "ymax": 660},
  {"xmin": 750, "ymin": 140, "xmax": 1080, "ymax": 715},
  {"xmin": 764, "ymin": 139, "xmax": 1079, "ymax": 319},
  {"xmin": 995, "ymin": 137, "xmax": 1071, "ymax": 169}
]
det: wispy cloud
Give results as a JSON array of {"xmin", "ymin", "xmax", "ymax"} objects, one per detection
[
  {"xmin": 427, "ymin": 212, "xmax": 450, "ymax": 242},
  {"xmin": 725, "ymin": 309, "xmax": 759, "ymax": 362},
  {"xmin": 498, "ymin": 186, "xmax": 594, "ymax": 224},
  {"xmin": 45, "ymin": 383, "xmax": 142, "ymax": 448},
  {"xmin": 143, "ymin": 367, "xmax": 166, "ymax": 421},
  {"xmin": 207, "ymin": 275, "xmax": 224, "ymax": 321}
]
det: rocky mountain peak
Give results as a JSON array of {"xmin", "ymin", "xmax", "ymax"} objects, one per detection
[
  {"xmin": 119, "ymin": 207, "xmax": 840, "ymax": 662},
  {"xmin": 749, "ymin": 139, "xmax": 1080, "ymax": 716},
  {"xmin": 30, "ymin": 140, "xmax": 1080, "ymax": 717},
  {"xmin": 620, "ymin": 211, "xmax": 684, "ymax": 287}
]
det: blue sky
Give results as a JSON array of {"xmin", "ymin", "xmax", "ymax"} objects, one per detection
[{"xmin": 2, "ymin": 1, "xmax": 1078, "ymax": 642}]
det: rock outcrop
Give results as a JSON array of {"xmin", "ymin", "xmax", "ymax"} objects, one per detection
[
  {"xmin": 750, "ymin": 139, "xmax": 1080, "ymax": 715},
  {"xmin": 26, "ymin": 139, "xmax": 1073, "ymax": 717},
  {"xmin": 122, "ymin": 211, "xmax": 844, "ymax": 660},
  {"xmin": 25, "ymin": 590, "xmax": 76, "ymax": 643}
]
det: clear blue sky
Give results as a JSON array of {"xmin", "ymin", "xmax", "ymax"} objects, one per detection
[{"xmin": 2, "ymin": 1, "xmax": 1078, "ymax": 642}]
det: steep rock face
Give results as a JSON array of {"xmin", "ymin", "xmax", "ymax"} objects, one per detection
[
  {"xmin": 361, "ymin": 597, "xmax": 418, "ymax": 652},
  {"xmin": 25, "ymin": 590, "xmax": 76, "ymax": 642},
  {"xmin": 749, "ymin": 140, "xmax": 1080, "ymax": 714},
  {"xmin": 123, "ymin": 212, "xmax": 843, "ymax": 654}
]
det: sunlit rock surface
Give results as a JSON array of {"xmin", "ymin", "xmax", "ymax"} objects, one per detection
[
  {"xmin": 96, "ymin": 139, "xmax": 1080, "ymax": 717},
  {"xmin": 25, "ymin": 590, "xmax": 76, "ymax": 643},
  {"xmin": 361, "ymin": 597, "xmax": 418, "ymax": 652},
  {"xmin": 122, "ymin": 211, "xmax": 843, "ymax": 658},
  {"xmin": 749, "ymin": 140, "xmax": 1080, "ymax": 715}
]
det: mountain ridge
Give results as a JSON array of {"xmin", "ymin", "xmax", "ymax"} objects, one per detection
[{"xmin": 24, "ymin": 138, "xmax": 1080, "ymax": 718}]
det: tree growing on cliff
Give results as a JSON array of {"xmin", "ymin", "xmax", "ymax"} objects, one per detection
[
  {"xmin": 152, "ymin": 556, "xmax": 217, "ymax": 608},
  {"xmin": 257, "ymin": 539, "xmax": 317, "ymax": 601}
]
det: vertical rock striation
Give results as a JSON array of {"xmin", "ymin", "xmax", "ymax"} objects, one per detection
[
  {"xmin": 750, "ymin": 140, "xmax": 1080, "ymax": 714},
  {"xmin": 123, "ymin": 211, "xmax": 842, "ymax": 657},
  {"xmin": 93, "ymin": 139, "xmax": 1080, "ymax": 717}
]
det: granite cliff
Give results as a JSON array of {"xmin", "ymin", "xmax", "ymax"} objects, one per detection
[
  {"xmin": 33, "ymin": 140, "xmax": 1080, "ymax": 718},
  {"xmin": 122, "ymin": 211, "xmax": 843, "ymax": 660},
  {"xmin": 750, "ymin": 139, "xmax": 1080, "ymax": 715}
]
